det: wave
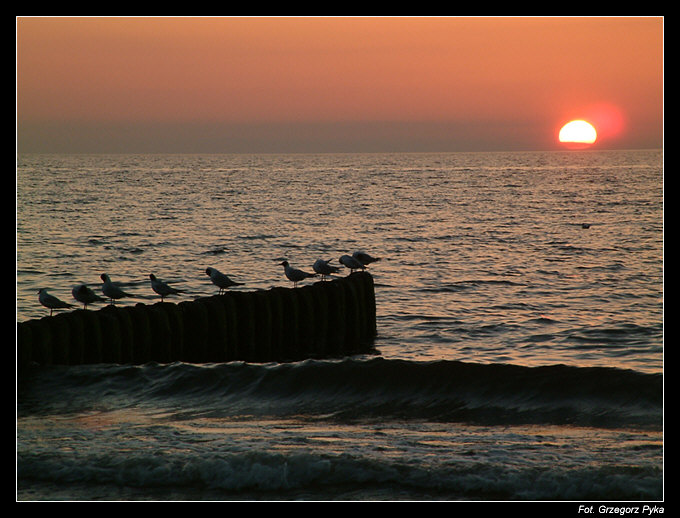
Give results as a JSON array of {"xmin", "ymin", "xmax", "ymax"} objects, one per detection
[
  {"xmin": 17, "ymin": 442, "xmax": 662, "ymax": 501},
  {"xmin": 18, "ymin": 357, "xmax": 662, "ymax": 430}
]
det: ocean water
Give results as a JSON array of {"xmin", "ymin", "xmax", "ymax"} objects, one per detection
[{"xmin": 16, "ymin": 150, "xmax": 663, "ymax": 501}]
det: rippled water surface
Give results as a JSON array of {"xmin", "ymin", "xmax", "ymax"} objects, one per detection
[
  {"xmin": 17, "ymin": 150, "xmax": 663, "ymax": 372},
  {"xmin": 17, "ymin": 150, "xmax": 664, "ymax": 501}
]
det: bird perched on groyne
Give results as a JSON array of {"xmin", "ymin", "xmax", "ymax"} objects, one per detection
[
  {"xmin": 149, "ymin": 274, "xmax": 182, "ymax": 302},
  {"xmin": 100, "ymin": 274, "xmax": 133, "ymax": 304},
  {"xmin": 280, "ymin": 260, "xmax": 317, "ymax": 287},
  {"xmin": 352, "ymin": 251, "xmax": 381, "ymax": 268},
  {"xmin": 206, "ymin": 267, "xmax": 243, "ymax": 295},
  {"xmin": 38, "ymin": 288, "xmax": 74, "ymax": 316},
  {"xmin": 72, "ymin": 284, "xmax": 106, "ymax": 309},
  {"xmin": 312, "ymin": 258, "xmax": 341, "ymax": 281},
  {"xmin": 339, "ymin": 254, "xmax": 365, "ymax": 274}
]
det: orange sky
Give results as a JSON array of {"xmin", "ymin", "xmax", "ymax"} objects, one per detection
[{"xmin": 16, "ymin": 17, "xmax": 663, "ymax": 153}]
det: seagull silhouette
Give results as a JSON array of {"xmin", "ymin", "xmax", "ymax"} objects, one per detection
[
  {"xmin": 339, "ymin": 254, "xmax": 364, "ymax": 273},
  {"xmin": 100, "ymin": 274, "xmax": 133, "ymax": 304},
  {"xmin": 281, "ymin": 261, "xmax": 317, "ymax": 287},
  {"xmin": 72, "ymin": 284, "xmax": 105, "ymax": 309},
  {"xmin": 149, "ymin": 273, "xmax": 182, "ymax": 302},
  {"xmin": 313, "ymin": 258, "xmax": 340, "ymax": 281},
  {"xmin": 352, "ymin": 251, "xmax": 381, "ymax": 267},
  {"xmin": 205, "ymin": 267, "xmax": 243, "ymax": 295},
  {"xmin": 38, "ymin": 288, "xmax": 73, "ymax": 316}
]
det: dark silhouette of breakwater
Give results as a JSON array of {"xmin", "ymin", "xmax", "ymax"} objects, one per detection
[{"xmin": 17, "ymin": 272, "xmax": 377, "ymax": 369}]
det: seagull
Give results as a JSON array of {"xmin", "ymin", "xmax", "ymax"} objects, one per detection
[
  {"xmin": 100, "ymin": 273, "xmax": 133, "ymax": 304},
  {"xmin": 38, "ymin": 288, "xmax": 73, "ymax": 316},
  {"xmin": 149, "ymin": 273, "xmax": 182, "ymax": 302},
  {"xmin": 72, "ymin": 284, "xmax": 105, "ymax": 309},
  {"xmin": 339, "ymin": 254, "xmax": 365, "ymax": 273},
  {"xmin": 353, "ymin": 251, "xmax": 381, "ymax": 267},
  {"xmin": 280, "ymin": 261, "xmax": 317, "ymax": 287},
  {"xmin": 205, "ymin": 267, "xmax": 243, "ymax": 295},
  {"xmin": 313, "ymin": 258, "xmax": 341, "ymax": 281}
]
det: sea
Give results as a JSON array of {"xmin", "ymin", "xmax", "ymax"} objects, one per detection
[{"xmin": 16, "ymin": 150, "xmax": 664, "ymax": 502}]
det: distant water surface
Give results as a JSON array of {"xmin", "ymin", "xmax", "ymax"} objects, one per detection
[
  {"xmin": 17, "ymin": 150, "xmax": 663, "ymax": 372},
  {"xmin": 17, "ymin": 150, "xmax": 663, "ymax": 500}
]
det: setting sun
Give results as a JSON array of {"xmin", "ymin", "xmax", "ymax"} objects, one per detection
[{"xmin": 559, "ymin": 120, "xmax": 598, "ymax": 148}]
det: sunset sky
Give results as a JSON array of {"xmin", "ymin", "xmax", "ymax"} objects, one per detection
[{"xmin": 16, "ymin": 17, "xmax": 663, "ymax": 153}]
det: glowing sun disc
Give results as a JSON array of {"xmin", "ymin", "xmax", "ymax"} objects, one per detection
[{"xmin": 559, "ymin": 120, "xmax": 597, "ymax": 144}]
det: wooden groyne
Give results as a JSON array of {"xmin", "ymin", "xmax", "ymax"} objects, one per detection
[{"xmin": 17, "ymin": 272, "xmax": 377, "ymax": 369}]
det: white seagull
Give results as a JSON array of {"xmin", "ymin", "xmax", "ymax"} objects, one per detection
[
  {"xmin": 100, "ymin": 273, "xmax": 133, "ymax": 304},
  {"xmin": 353, "ymin": 251, "xmax": 381, "ymax": 267},
  {"xmin": 205, "ymin": 267, "xmax": 243, "ymax": 295},
  {"xmin": 312, "ymin": 258, "xmax": 340, "ymax": 281},
  {"xmin": 72, "ymin": 284, "xmax": 105, "ymax": 309},
  {"xmin": 149, "ymin": 273, "xmax": 182, "ymax": 302},
  {"xmin": 339, "ymin": 254, "xmax": 365, "ymax": 273},
  {"xmin": 38, "ymin": 288, "xmax": 73, "ymax": 316},
  {"xmin": 280, "ymin": 261, "xmax": 317, "ymax": 287}
]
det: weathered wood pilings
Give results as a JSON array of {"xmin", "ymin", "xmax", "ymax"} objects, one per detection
[{"xmin": 17, "ymin": 272, "xmax": 377, "ymax": 368}]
